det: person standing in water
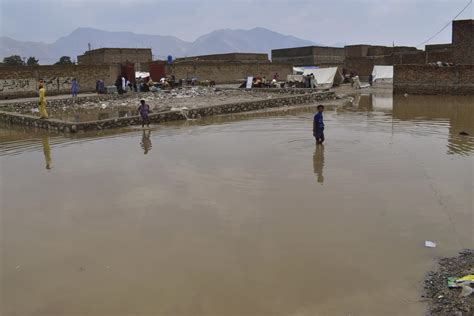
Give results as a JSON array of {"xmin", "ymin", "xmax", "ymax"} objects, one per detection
[
  {"xmin": 313, "ymin": 105, "xmax": 325, "ymax": 144},
  {"xmin": 38, "ymin": 83, "xmax": 48, "ymax": 119},
  {"xmin": 138, "ymin": 99, "xmax": 150, "ymax": 128},
  {"xmin": 71, "ymin": 78, "xmax": 79, "ymax": 97}
]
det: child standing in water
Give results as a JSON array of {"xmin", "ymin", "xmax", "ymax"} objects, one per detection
[
  {"xmin": 313, "ymin": 105, "xmax": 325, "ymax": 144},
  {"xmin": 138, "ymin": 99, "xmax": 150, "ymax": 128}
]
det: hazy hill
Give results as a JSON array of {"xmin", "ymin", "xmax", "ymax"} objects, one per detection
[{"xmin": 1, "ymin": 27, "xmax": 315, "ymax": 64}]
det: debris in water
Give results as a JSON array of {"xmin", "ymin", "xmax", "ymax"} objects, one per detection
[
  {"xmin": 425, "ymin": 241, "xmax": 437, "ymax": 248},
  {"xmin": 459, "ymin": 131, "xmax": 469, "ymax": 136}
]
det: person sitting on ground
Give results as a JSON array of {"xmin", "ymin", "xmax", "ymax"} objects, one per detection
[
  {"xmin": 313, "ymin": 105, "xmax": 325, "ymax": 145},
  {"xmin": 138, "ymin": 99, "xmax": 150, "ymax": 128}
]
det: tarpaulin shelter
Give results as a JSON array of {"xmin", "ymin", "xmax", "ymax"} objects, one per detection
[
  {"xmin": 302, "ymin": 67, "xmax": 343, "ymax": 89},
  {"xmin": 372, "ymin": 66, "xmax": 393, "ymax": 83}
]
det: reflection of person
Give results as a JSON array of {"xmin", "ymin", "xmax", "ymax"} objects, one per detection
[
  {"xmin": 38, "ymin": 83, "xmax": 48, "ymax": 119},
  {"xmin": 140, "ymin": 130, "xmax": 152, "ymax": 154},
  {"xmin": 138, "ymin": 99, "xmax": 150, "ymax": 128},
  {"xmin": 41, "ymin": 135, "xmax": 52, "ymax": 170},
  {"xmin": 313, "ymin": 144, "xmax": 325, "ymax": 184},
  {"xmin": 313, "ymin": 105, "xmax": 325, "ymax": 144}
]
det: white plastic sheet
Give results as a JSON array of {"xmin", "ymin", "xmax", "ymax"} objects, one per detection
[
  {"xmin": 135, "ymin": 71, "xmax": 150, "ymax": 78},
  {"xmin": 372, "ymin": 66, "xmax": 393, "ymax": 83},
  {"xmin": 302, "ymin": 67, "xmax": 339, "ymax": 89}
]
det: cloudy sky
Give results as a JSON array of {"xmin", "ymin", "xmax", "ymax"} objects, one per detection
[{"xmin": 0, "ymin": 0, "xmax": 472, "ymax": 46}]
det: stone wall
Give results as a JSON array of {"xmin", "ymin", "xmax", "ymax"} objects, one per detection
[
  {"xmin": 0, "ymin": 64, "xmax": 121, "ymax": 99},
  {"xmin": 0, "ymin": 93, "xmax": 131, "ymax": 112},
  {"xmin": 0, "ymin": 91, "xmax": 335, "ymax": 132},
  {"xmin": 393, "ymin": 64, "xmax": 474, "ymax": 95},
  {"xmin": 169, "ymin": 61, "xmax": 293, "ymax": 83}
]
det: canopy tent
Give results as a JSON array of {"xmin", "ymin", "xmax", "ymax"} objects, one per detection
[
  {"xmin": 302, "ymin": 67, "xmax": 343, "ymax": 89},
  {"xmin": 372, "ymin": 66, "xmax": 393, "ymax": 83}
]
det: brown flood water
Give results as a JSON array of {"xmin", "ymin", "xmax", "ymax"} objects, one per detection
[{"xmin": 1, "ymin": 94, "xmax": 473, "ymax": 316}]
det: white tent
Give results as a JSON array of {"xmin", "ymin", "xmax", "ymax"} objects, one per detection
[
  {"xmin": 372, "ymin": 66, "xmax": 393, "ymax": 83},
  {"xmin": 302, "ymin": 67, "xmax": 341, "ymax": 89}
]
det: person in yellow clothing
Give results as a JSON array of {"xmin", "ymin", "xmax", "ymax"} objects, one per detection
[{"xmin": 38, "ymin": 83, "xmax": 48, "ymax": 119}]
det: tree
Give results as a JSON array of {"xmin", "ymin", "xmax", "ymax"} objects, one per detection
[
  {"xmin": 3, "ymin": 55, "xmax": 25, "ymax": 66},
  {"xmin": 27, "ymin": 56, "xmax": 39, "ymax": 66},
  {"xmin": 55, "ymin": 56, "xmax": 74, "ymax": 65}
]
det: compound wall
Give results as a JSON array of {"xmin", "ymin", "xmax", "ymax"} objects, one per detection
[
  {"xmin": 0, "ymin": 64, "xmax": 121, "ymax": 99},
  {"xmin": 169, "ymin": 61, "xmax": 293, "ymax": 83},
  {"xmin": 393, "ymin": 64, "xmax": 474, "ymax": 95}
]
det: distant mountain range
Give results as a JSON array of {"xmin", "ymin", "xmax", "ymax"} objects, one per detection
[{"xmin": 0, "ymin": 27, "xmax": 316, "ymax": 65}]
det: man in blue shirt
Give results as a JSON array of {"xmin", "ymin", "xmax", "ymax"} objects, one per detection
[{"xmin": 313, "ymin": 105, "xmax": 325, "ymax": 144}]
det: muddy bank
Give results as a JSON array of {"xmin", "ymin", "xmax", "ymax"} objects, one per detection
[{"xmin": 424, "ymin": 250, "xmax": 474, "ymax": 315}]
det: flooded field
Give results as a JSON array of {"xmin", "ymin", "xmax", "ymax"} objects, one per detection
[{"xmin": 1, "ymin": 94, "xmax": 473, "ymax": 316}]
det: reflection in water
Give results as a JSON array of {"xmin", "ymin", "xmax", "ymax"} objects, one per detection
[
  {"xmin": 392, "ymin": 95, "xmax": 474, "ymax": 156},
  {"xmin": 313, "ymin": 144, "xmax": 325, "ymax": 184},
  {"xmin": 41, "ymin": 136, "xmax": 52, "ymax": 170},
  {"xmin": 140, "ymin": 130, "xmax": 152, "ymax": 154}
]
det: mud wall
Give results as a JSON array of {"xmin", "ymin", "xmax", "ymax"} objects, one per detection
[
  {"xmin": 169, "ymin": 61, "xmax": 293, "ymax": 83},
  {"xmin": 0, "ymin": 64, "xmax": 121, "ymax": 99},
  {"xmin": 393, "ymin": 64, "xmax": 474, "ymax": 95}
]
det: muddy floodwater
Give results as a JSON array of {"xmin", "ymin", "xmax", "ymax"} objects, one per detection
[{"xmin": 1, "ymin": 94, "xmax": 473, "ymax": 316}]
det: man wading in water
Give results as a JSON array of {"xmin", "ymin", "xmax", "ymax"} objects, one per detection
[
  {"xmin": 138, "ymin": 99, "xmax": 150, "ymax": 128},
  {"xmin": 313, "ymin": 105, "xmax": 325, "ymax": 144}
]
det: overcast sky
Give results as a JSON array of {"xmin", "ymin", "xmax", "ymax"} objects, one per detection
[{"xmin": 1, "ymin": 0, "xmax": 472, "ymax": 46}]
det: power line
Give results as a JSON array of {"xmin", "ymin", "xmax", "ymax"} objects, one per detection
[{"xmin": 417, "ymin": 0, "xmax": 472, "ymax": 48}]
